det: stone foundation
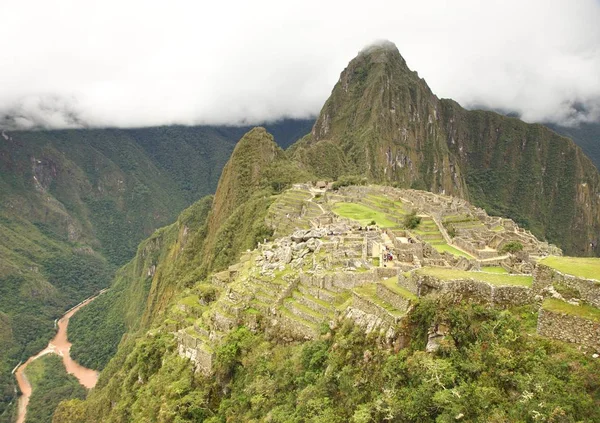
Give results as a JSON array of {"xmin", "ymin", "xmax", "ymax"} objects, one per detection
[
  {"xmin": 537, "ymin": 308, "xmax": 600, "ymax": 351},
  {"xmin": 175, "ymin": 331, "xmax": 214, "ymax": 374},
  {"xmin": 534, "ymin": 265, "xmax": 600, "ymax": 308},
  {"xmin": 351, "ymin": 292, "xmax": 399, "ymax": 326},
  {"xmin": 376, "ymin": 283, "xmax": 412, "ymax": 311},
  {"xmin": 400, "ymin": 274, "xmax": 532, "ymax": 306}
]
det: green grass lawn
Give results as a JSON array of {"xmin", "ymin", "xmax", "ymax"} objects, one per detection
[
  {"xmin": 433, "ymin": 243, "xmax": 474, "ymax": 259},
  {"xmin": 332, "ymin": 202, "xmax": 397, "ymax": 227},
  {"xmin": 415, "ymin": 266, "xmax": 532, "ymax": 287},
  {"xmin": 542, "ymin": 298, "xmax": 600, "ymax": 322},
  {"xmin": 539, "ymin": 256, "xmax": 600, "ymax": 281},
  {"xmin": 381, "ymin": 279, "xmax": 418, "ymax": 301},
  {"xmin": 481, "ymin": 266, "xmax": 508, "ymax": 274},
  {"xmin": 366, "ymin": 195, "xmax": 410, "ymax": 214}
]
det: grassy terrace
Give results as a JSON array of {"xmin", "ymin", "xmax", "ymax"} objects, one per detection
[
  {"xmin": 353, "ymin": 284, "xmax": 405, "ymax": 318},
  {"xmin": 279, "ymin": 305, "xmax": 318, "ymax": 330},
  {"xmin": 481, "ymin": 266, "xmax": 508, "ymax": 274},
  {"xmin": 380, "ymin": 278, "xmax": 418, "ymax": 301},
  {"xmin": 415, "ymin": 266, "xmax": 533, "ymax": 287},
  {"xmin": 542, "ymin": 298, "xmax": 600, "ymax": 322},
  {"xmin": 332, "ymin": 202, "xmax": 397, "ymax": 227},
  {"xmin": 539, "ymin": 256, "xmax": 600, "ymax": 281},
  {"xmin": 366, "ymin": 194, "xmax": 410, "ymax": 214},
  {"xmin": 433, "ymin": 243, "xmax": 474, "ymax": 259}
]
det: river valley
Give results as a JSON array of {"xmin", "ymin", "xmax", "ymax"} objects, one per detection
[{"xmin": 13, "ymin": 290, "xmax": 107, "ymax": 423}]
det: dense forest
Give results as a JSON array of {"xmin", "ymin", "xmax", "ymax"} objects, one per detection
[{"xmin": 55, "ymin": 301, "xmax": 600, "ymax": 422}]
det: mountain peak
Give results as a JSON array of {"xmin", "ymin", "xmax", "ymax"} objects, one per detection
[
  {"xmin": 354, "ymin": 40, "xmax": 409, "ymax": 70},
  {"xmin": 358, "ymin": 40, "xmax": 402, "ymax": 60}
]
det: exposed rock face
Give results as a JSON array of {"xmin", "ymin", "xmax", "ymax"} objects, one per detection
[{"xmin": 292, "ymin": 41, "xmax": 600, "ymax": 256}]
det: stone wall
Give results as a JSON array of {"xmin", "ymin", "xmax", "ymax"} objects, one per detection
[
  {"xmin": 300, "ymin": 270, "xmax": 380, "ymax": 292},
  {"xmin": 175, "ymin": 331, "xmax": 214, "ymax": 374},
  {"xmin": 376, "ymin": 283, "xmax": 411, "ymax": 311},
  {"xmin": 534, "ymin": 264, "xmax": 600, "ymax": 308},
  {"xmin": 277, "ymin": 312, "xmax": 317, "ymax": 340},
  {"xmin": 400, "ymin": 274, "xmax": 532, "ymax": 306},
  {"xmin": 398, "ymin": 273, "xmax": 419, "ymax": 295},
  {"xmin": 351, "ymin": 292, "xmax": 398, "ymax": 326},
  {"xmin": 537, "ymin": 308, "xmax": 600, "ymax": 351}
]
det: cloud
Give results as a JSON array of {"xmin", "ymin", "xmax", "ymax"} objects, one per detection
[{"xmin": 0, "ymin": 0, "xmax": 599, "ymax": 129}]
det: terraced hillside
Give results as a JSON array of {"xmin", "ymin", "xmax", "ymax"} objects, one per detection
[
  {"xmin": 55, "ymin": 182, "xmax": 600, "ymax": 422},
  {"xmin": 161, "ymin": 184, "xmax": 574, "ymax": 360}
]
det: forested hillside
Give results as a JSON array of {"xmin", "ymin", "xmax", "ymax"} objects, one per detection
[
  {"xmin": 548, "ymin": 122, "xmax": 600, "ymax": 171},
  {"xmin": 0, "ymin": 120, "xmax": 313, "ymax": 422},
  {"xmin": 53, "ymin": 126, "xmax": 600, "ymax": 423}
]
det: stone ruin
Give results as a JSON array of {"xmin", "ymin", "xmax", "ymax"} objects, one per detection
[{"xmin": 167, "ymin": 185, "xmax": 598, "ymax": 374}]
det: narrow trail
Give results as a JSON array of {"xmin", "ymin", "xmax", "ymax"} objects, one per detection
[
  {"xmin": 308, "ymin": 189, "xmax": 326, "ymax": 214},
  {"xmin": 13, "ymin": 289, "xmax": 107, "ymax": 423}
]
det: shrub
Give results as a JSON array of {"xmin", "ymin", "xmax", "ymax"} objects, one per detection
[
  {"xmin": 447, "ymin": 225, "xmax": 457, "ymax": 238},
  {"xmin": 404, "ymin": 211, "xmax": 421, "ymax": 229},
  {"xmin": 331, "ymin": 175, "xmax": 368, "ymax": 191},
  {"xmin": 500, "ymin": 241, "xmax": 524, "ymax": 254}
]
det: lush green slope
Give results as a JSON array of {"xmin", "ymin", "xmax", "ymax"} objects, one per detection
[
  {"xmin": 55, "ymin": 301, "xmax": 600, "ymax": 423},
  {"xmin": 0, "ymin": 120, "xmax": 313, "ymax": 420},
  {"xmin": 291, "ymin": 41, "xmax": 467, "ymax": 195},
  {"xmin": 68, "ymin": 128, "xmax": 312, "ymax": 372},
  {"xmin": 292, "ymin": 42, "xmax": 600, "ymax": 256},
  {"xmin": 440, "ymin": 103, "xmax": 600, "ymax": 256},
  {"xmin": 23, "ymin": 354, "xmax": 86, "ymax": 423},
  {"xmin": 67, "ymin": 196, "xmax": 213, "ymax": 371},
  {"xmin": 548, "ymin": 122, "xmax": 600, "ymax": 171}
]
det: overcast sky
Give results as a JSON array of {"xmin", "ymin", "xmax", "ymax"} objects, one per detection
[{"xmin": 1, "ymin": 0, "xmax": 599, "ymax": 129}]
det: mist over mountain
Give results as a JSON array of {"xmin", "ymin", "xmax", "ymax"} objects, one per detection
[{"xmin": 2, "ymin": 0, "xmax": 600, "ymax": 130}]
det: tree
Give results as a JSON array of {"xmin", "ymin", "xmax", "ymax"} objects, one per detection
[
  {"xmin": 404, "ymin": 211, "xmax": 422, "ymax": 230},
  {"xmin": 500, "ymin": 241, "xmax": 523, "ymax": 254}
]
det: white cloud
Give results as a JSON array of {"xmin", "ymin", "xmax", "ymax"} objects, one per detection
[{"xmin": 0, "ymin": 0, "xmax": 599, "ymax": 128}]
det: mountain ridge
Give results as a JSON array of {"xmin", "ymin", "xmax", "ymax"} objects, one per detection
[{"xmin": 293, "ymin": 41, "xmax": 600, "ymax": 256}]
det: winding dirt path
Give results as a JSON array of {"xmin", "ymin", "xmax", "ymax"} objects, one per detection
[{"xmin": 13, "ymin": 289, "xmax": 107, "ymax": 423}]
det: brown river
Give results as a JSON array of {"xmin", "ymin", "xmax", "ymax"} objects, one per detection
[{"xmin": 13, "ymin": 290, "xmax": 107, "ymax": 423}]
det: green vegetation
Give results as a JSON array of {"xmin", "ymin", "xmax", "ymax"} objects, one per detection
[
  {"xmin": 432, "ymin": 244, "xmax": 474, "ymax": 259},
  {"xmin": 403, "ymin": 210, "xmax": 422, "ymax": 229},
  {"xmin": 549, "ymin": 121, "xmax": 600, "ymax": 171},
  {"xmin": 331, "ymin": 175, "xmax": 368, "ymax": 190},
  {"xmin": 55, "ymin": 302, "xmax": 600, "ymax": 423},
  {"xmin": 332, "ymin": 202, "xmax": 396, "ymax": 227},
  {"xmin": 481, "ymin": 266, "xmax": 509, "ymax": 274},
  {"xmin": 500, "ymin": 241, "xmax": 524, "ymax": 254},
  {"xmin": 380, "ymin": 279, "xmax": 418, "ymax": 301},
  {"xmin": 24, "ymin": 354, "xmax": 86, "ymax": 423},
  {"xmin": 415, "ymin": 267, "xmax": 533, "ymax": 287},
  {"xmin": 540, "ymin": 256, "xmax": 600, "ymax": 281},
  {"xmin": 542, "ymin": 298, "xmax": 600, "ymax": 322}
]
